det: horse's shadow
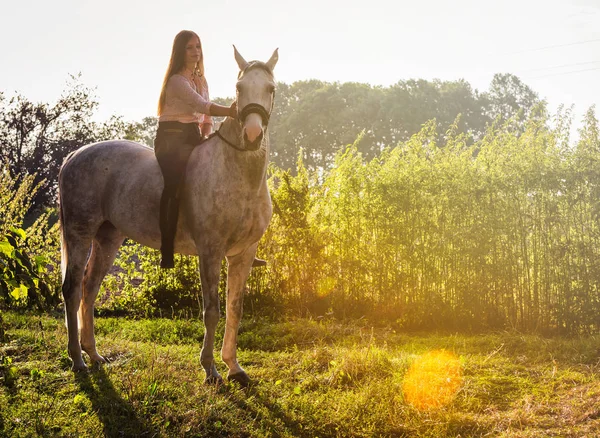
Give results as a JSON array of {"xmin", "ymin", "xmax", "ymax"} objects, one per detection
[
  {"xmin": 225, "ymin": 383, "xmax": 321, "ymax": 437},
  {"xmin": 75, "ymin": 367, "xmax": 154, "ymax": 437}
]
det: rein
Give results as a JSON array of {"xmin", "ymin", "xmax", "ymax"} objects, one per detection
[{"xmin": 214, "ymin": 127, "xmax": 246, "ymax": 152}]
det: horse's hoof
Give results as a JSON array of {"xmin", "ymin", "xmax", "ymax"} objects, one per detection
[
  {"xmin": 204, "ymin": 375, "xmax": 224, "ymax": 386},
  {"xmin": 92, "ymin": 355, "xmax": 108, "ymax": 364},
  {"xmin": 228, "ymin": 371, "xmax": 251, "ymax": 387},
  {"xmin": 90, "ymin": 356, "xmax": 108, "ymax": 369},
  {"xmin": 71, "ymin": 363, "xmax": 88, "ymax": 373}
]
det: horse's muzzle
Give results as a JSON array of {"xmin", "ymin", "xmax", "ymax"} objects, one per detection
[{"xmin": 243, "ymin": 131, "xmax": 264, "ymax": 151}]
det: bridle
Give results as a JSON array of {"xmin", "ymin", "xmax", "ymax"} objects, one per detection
[
  {"xmin": 215, "ymin": 62, "xmax": 275, "ymax": 152},
  {"xmin": 239, "ymin": 102, "xmax": 273, "ymax": 127}
]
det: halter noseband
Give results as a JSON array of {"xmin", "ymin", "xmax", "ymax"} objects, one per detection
[{"xmin": 239, "ymin": 102, "xmax": 272, "ymax": 127}]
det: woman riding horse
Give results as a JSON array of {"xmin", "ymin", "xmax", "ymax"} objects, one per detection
[
  {"xmin": 155, "ymin": 30, "xmax": 237, "ymax": 268},
  {"xmin": 58, "ymin": 44, "xmax": 278, "ymax": 382}
]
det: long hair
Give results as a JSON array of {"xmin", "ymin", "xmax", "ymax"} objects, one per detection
[{"xmin": 157, "ymin": 30, "xmax": 205, "ymax": 115}]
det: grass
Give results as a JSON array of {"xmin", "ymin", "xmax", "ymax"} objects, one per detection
[{"xmin": 1, "ymin": 311, "xmax": 600, "ymax": 437}]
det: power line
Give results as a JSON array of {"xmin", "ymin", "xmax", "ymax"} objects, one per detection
[
  {"xmin": 518, "ymin": 60, "xmax": 600, "ymax": 73},
  {"xmin": 487, "ymin": 37, "xmax": 600, "ymax": 59},
  {"xmin": 527, "ymin": 66, "xmax": 600, "ymax": 79},
  {"xmin": 508, "ymin": 37, "xmax": 600, "ymax": 55}
]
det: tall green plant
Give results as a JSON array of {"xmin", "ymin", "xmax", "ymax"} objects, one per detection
[{"xmin": 0, "ymin": 165, "xmax": 60, "ymax": 309}]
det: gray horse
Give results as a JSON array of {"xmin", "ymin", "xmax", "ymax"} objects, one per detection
[{"xmin": 58, "ymin": 47, "xmax": 278, "ymax": 386}]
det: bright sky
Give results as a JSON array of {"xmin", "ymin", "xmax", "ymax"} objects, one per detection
[{"xmin": 2, "ymin": 0, "xmax": 599, "ymax": 134}]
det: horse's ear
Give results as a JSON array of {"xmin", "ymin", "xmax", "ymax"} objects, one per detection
[
  {"xmin": 233, "ymin": 45, "xmax": 249, "ymax": 71},
  {"xmin": 266, "ymin": 48, "xmax": 279, "ymax": 71}
]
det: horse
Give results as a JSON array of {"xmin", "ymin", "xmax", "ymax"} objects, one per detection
[{"xmin": 58, "ymin": 46, "xmax": 278, "ymax": 386}]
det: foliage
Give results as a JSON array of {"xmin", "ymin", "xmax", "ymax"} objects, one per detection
[
  {"xmin": 260, "ymin": 106, "xmax": 600, "ymax": 334},
  {"xmin": 1, "ymin": 311, "xmax": 600, "ymax": 437},
  {"xmin": 2, "ymin": 74, "xmax": 597, "ymax": 335},
  {"xmin": 0, "ymin": 76, "xmax": 149, "ymax": 212},
  {"xmin": 0, "ymin": 165, "xmax": 61, "ymax": 310},
  {"xmin": 0, "ymin": 228, "xmax": 55, "ymax": 310},
  {"xmin": 98, "ymin": 242, "xmax": 206, "ymax": 318},
  {"xmin": 268, "ymin": 74, "xmax": 540, "ymax": 171}
]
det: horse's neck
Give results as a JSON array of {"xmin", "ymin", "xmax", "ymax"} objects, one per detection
[
  {"xmin": 219, "ymin": 117, "xmax": 243, "ymax": 141},
  {"xmin": 218, "ymin": 118, "xmax": 269, "ymax": 187}
]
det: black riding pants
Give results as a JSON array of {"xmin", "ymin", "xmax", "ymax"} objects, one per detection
[{"xmin": 154, "ymin": 121, "xmax": 202, "ymax": 262}]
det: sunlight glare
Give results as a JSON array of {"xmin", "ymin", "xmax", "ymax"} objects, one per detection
[{"xmin": 402, "ymin": 350, "xmax": 462, "ymax": 410}]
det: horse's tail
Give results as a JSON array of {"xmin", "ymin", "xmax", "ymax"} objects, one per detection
[
  {"xmin": 58, "ymin": 190, "xmax": 68, "ymax": 295},
  {"xmin": 58, "ymin": 152, "xmax": 76, "ymax": 296}
]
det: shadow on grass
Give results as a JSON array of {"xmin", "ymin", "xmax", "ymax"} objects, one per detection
[
  {"xmin": 75, "ymin": 368, "xmax": 155, "ymax": 437},
  {"xmin": 222, "ymin": 382, "xmax": 339, "ymax": 438}
]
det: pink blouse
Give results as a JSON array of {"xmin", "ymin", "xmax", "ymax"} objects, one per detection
[{"xmin": 159, "ymin": 74, "xmax": 214, "ymax": 125}]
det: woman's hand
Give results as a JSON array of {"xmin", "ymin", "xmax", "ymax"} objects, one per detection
[
  {"xmin": 229, "ymin": 101, "xmax": 238, "ymax": 119},
  {"xmin": 201, "ymin": 123, "xmax": 212, "ymax": 137}
]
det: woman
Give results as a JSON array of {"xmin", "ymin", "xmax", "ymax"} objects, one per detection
[
  {"xmin": 155, "ymin": 30, "xmax": 267, "ymax": 269},
  {"xmin": 155, "ymin": 30, "xmax": 236, "ymax": 268}
]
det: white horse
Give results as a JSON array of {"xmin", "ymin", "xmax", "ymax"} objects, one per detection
[{"xmin": 58, "ymin": 46, "xmax": 278, "ymax": 386}]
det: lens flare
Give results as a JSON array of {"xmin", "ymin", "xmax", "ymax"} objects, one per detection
[{"xmin": 402, "ymin": 350, "xmax": 462, "ymax": 410}]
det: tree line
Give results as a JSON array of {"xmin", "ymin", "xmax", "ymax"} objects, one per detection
[
  {"xmin": 254, "ymin": 106, "xmax": 600, "ymax": 333},
  {"xmin": 1, "ymin": 72, "xmax": 539, "ymax": 214},
  {"xmin": 4, "ymin": 72, "xmax": 599, "ymax": 334}
]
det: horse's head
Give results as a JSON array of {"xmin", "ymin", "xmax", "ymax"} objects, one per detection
[{"xmin": 233, "ymin": 46, "xmax": 278, "ymax": 151}]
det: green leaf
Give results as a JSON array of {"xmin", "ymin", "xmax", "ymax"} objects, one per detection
[
  {"xmin": 293, "ymin": 386, "xmax": 301, "ymax": 395},
  {"xmin": 0, "ymin": 239, "xmax": 14, "ymax": 258},
  {"xmin": 34, "ymin": 255, "xmax": 47, "ymax": 271},
  {"xmin": 10, "ymin": 284, "xmax": 29, "ymax": 300},
  {"xmin": 10, "ymin": 284, "xmax": 28, "ymax": 300},
  {"xmin": 30, "ymin": 368, "xmax": 45, "ymax": 381},
  {"xmin": 275, "ymin": 379, "xmax": 282, "ymax": 385},
  {"xmin": 10, "ymin": 227, "xmax": 27, "ymax": 240}
]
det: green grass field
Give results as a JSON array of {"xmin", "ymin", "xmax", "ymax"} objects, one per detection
[{"xmin": 1, "ymin": 311, "xmax": 599, "ymax": 437}]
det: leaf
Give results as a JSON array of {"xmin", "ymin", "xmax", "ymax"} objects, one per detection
[
  {"xmin": 34, "ymin": 255, "xmax": 47, "ymax": 271},
  {"xmin": 293, "ymin": 386, "xmax": 301, "ymax": 395},
  {"xmin": 10, "ymin": 284, "xmax": 28, "ymax": 301},
  {"xmin": 10, "ymin": 227, "xmax": 27, "ymax": 240},
  {"xmin": 148, "ymin": 381, "xmax": 159, "ymax": 396},
  {"xmin": 275, "ymin": 379, "xmax": 282, "ymax": 385},
  {"xmin": 30, "ymin": 368, "xmax": 45, "ymax": 381},
  {"xmin": 0, "ymin": 239, "xmax": 14, "ymax": 258}
]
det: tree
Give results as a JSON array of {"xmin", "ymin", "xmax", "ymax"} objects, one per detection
[
  {"xmin": 0, "ymin": 75, "xmax": 144, "ymax": 212},
  {"xmin": 482, "ymin": 73, "xmax": 541, "ymax": 124}
]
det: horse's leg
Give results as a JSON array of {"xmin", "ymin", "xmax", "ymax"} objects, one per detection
[
  {"xmin": 62, "ymin": 235, "xmax": 93, "ymax": 372},
  {"xmin": 79, "ymin": 222, "xmax": 124, "ymax": 365},
  {"xmin": 198, "ymin": 250, "xmax": 224, "ymax": 384},
  {"xmin": 222, "ymin": 243, "xmax": 257, "ymax": 386}
]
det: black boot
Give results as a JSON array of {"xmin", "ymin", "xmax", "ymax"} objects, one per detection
[
  {"xmin": 159, "ymin": 195, "xmax": 179, "ymax": 269},
  {"xmin": 160, "ymin": 252, "xmax": 175, "ymax": 269}
]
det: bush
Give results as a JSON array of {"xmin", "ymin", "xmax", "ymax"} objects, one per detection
[{"xmin": 0, "ymin": 166, "xmax": 60, "ymax": 310}]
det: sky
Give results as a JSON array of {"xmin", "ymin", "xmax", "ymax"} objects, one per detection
[{"xmin": 2, "ymin": 0, "xmax": 600, "ymax": 135}]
